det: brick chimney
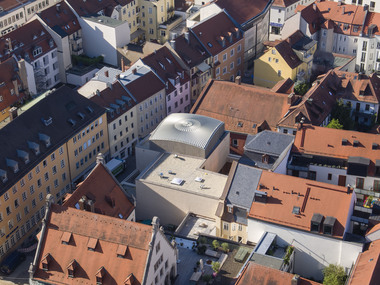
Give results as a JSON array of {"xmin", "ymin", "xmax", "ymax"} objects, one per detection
[{"xmin": 9, "ymin": 107, "xmax": 18, "ymax": 121}]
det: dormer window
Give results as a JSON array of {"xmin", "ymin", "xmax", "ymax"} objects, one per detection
[
  {"xmin": 310, "ymin": 213, "xmax": 323, "ymax": 232},
  {"xmin": 28, "ymin": 141, "xmax": 40, "ymax": 155},
  {"xmin": 6, "ymin": 159, "xmax": 18, "ymax": 173},
  {"xmin": 32, "ymin": 46, "xmax": 42, "ymax": 57},
  {"xmin": 87, "ymin": 238, "xmax": 98, "ymax": 251},
  {"xmin": 124, "ymin": 273, "xmax": 135, "ymax": 285},
  {"xmin": 117, "ymin": 244, "xmax": 128, "ymax": 258},
  {"xmin": 323, "ymin": 216, "xmax": 336, "ymax": 235},
  {"xmin": 39, "ymin": 133, "xmax": 51, "ymax": 147},
  {"xmin": 0, "ymin": 169, "xmax": 7, "ymax": 183},
  {"xmin": 96, "ymin": 267, "xmax": 106, "ymax": 284},
  {"xmin": 61, "ymin": 232, "xmax": 72, "ymax": 245},
  {"xmin": 262, "ymin": 154, "xmax": 269, "ymax": 164},
  {"xmin": 41, "ymin": 253, "xmax": 52, "ymax": 271},
  {"xmin": 67, "ymin": 259, "xmax": 77, "ymax": 278},
  {"xmin": 17, "ymin": 150, "xmax": 29, "ymax": 164},
  {"xmin": 227, "ymin": 205, "xmax": 233, "ymax": 213}
]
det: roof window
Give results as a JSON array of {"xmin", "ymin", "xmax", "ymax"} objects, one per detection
[
  {"xmin": 323, "ymin": 216, "xmax": 336, "ymax": 235},
  {"xmin": 41, "ymin": 253, "xmax": 52, "ymax": 271},
  {"xmin": 67, "ymin": 259, "xmax": 77, "ymax": 278},
  {"xmin": 311, "ymin": 213, "xmax": 323, "ymax": 232}
]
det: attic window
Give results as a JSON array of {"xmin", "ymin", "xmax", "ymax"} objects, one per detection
[
  {"xmin": 49, "ymin": 39, "xmax": 54, "ymax": 48},
  {"xmin": 262, "ymin": 154, "xmax": 269, "ymax": 164},
  {"xmin": 353, "ymin": 140, "xmax": 359, "ymax": 147},
  {"xmin": 342, "ymin": 139, "xmax": 348, "ymax": 146},
  {"xmin": 292, "ymin": 206, "xmax": 300, "ymax": 215},
  {"xmin": 323, "ymin": 216, "xmax": 336, "ymax": 235},
  {"xmin": 86, "ymin": 106, "xmax": 94, "ymax": 113},
  {"xmin": 32, "ymin": 46, "xmax": 42, "ymax": 57},
  {"xmin": 0, "ymin": 169, "xmax": 7, "ymax": 183},
  {"xmin": 61, "ymin": 232, "xmax": 72, "ymax": 245},
  {"xmin": 67, "ymin": 259, "xmax": 77, "ymax": 278},
  {"xmin": 87, "ymin": 238, "xmax": 98, "ymax": 251},
  {"xmin": 77, "ymin": 112, "xmax": 85, "ymax": 120},
  {"xmin": 96, "ymin": 266, "xmax": 106, "ymax": 284},
  {"xmin": 42, "ymin": 117, "xmax": 53, "ymax": 126},
  {"xmin": 41, "ymin": 253, "xmax": 52, "ymax": 271},
  {"xmin": 237, "ymin": 121, "xmax": 243, "ymax": 127},
  {"xmin": 311, "ymin": 213, "xmax": 323, "ymax": 232},
  {"xmin": 117, "ymin": 244, "xmax": 128, "ymax": 258},
  {"xmin": 207, "ymin": 42, "xmax": 213, "ymax": 48},
  {"xmin": 124, "ymin": 273, "xmax": 135, "ymax": 285},
  {"xmin": 372, "ymin": 143, "xmax": 378, "ymax": 150}
]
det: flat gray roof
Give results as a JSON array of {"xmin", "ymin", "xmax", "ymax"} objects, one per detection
[{"xmin": 244, "ymin": 131, "xmax": 294, "ymax": 156}]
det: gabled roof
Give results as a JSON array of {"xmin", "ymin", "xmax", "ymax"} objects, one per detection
[
  {"xmin": 0, "ymin": 57, "xmax": 26, "ymax": 112},
  {"xmin": 236, "ymin": 262, "xmax": 321, "ymax": 285},
  {"xmin": 191, "ymin": 80, "xmax": 290, "ymax": 135},
  {"xmin": 278, "ymin": 70, "xmax": 341, "ymax": 128},
  {"xmin": 0, "ymin": 20, "xmax": 56, "ymax": 63},
  {"xmin": 32, "ymin": 204, "xmax": 152, "ymax": 284},
  {"xmin": 271, "ymin": 78, "xmax": 294, "ymax": 94},
  {"xmin": 65, "ymin": 0, "xmax": 119, "ymax": 17},
  {"xmin": 214, "ymin": 0, "xmax": 270, "ymax": 25},
  {"xmin": 292, "ymin": 125, "xmax": 380, "ymax": 176},
  {"xmin": 63, "ymin": 162, "xmax": 135, "ymax": 219},
  {"xmin": 142, "ymin": 46, "xmax": 189, "ymax": 94},
  {"xmin": 191, "ymin": 11, "xmax": 243, "ymax": 56},
  {"xmin": 248, "ymin": 171, "xmax": 352, "ymax": 239},
  {"xmin": 363, "ymin": 12, "xmax": 380, "ymax": 36},
  {"xmin": 39, "ymin": 2, "xmax": 81, "ymax": 38},
  {"xmin": 272, "ymin": 0, "xmax": 301, "ymax": 8},
  {"xmin": 0, "ymin": 86, "xmax": 105, "ymax": 193},
  {"xmin": 0, "ymin": 0, "xmax": 30, "ymax": 13},
  {"xmin": 347, "ymin": 240, "xmax": 380, "ymax": 285}
]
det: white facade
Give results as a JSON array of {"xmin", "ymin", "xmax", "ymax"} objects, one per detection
[
  {"xmin": 331, "ymin": 0, "xmax": 379, "ymax": 13},
  {"xmin": 66, "ymin": 67, "xmax": 99, "ymax": 87},
  {"xmin": 269, "ymin": 0, "xmax": 314, "ymax": 41},
  {"xmin": 108, "ymin": 106, "xmax": 138, "ymax": 159},
  {"xmin": 166, "ymin": 79, "xmax": 191, "ymax": 114},
  {"xmin": 247, "ymin": 214, "xmax": 362, "ymax": 281},
  {"xmin": 341, "ymin": 98, "xmax": 379, "ymax": 125},
  {"xmin": 78, "ymin": 16, "xmax": 130, "ymax": 66}
]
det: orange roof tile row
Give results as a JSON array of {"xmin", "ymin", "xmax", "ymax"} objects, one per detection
[
  {"xmin": 347, "ymin": 240, "xmax": 380, "ymax": 285},
  {"xmin": 33, "ymin": 204, "xmax": 152, "ymax": 285},
  {"xmin": 236, "ymin": 262, "xmax": 321, "ymax": 285},
  {"xmin": 248, "ymin": 171, "xmax": 353, "ymax": 238},
  {"xmin": 63, "ymin": 163, "xmax": 135, "ymax": 220},
  {"xmin": 190, "ymin": 80, "xmax": 290, "ymax": 135}
]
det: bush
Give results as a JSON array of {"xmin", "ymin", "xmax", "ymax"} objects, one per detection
[
  {"xmin": 323, "ymin": 264, "xmax": 347, "ymax": 285},
  {"xmin": 199, "ymin": 237, "xmax": 207, "ymax": 244},
  {"xmin": 294, "ymin": 82, "xmax": 310, "ymax": 96},
  {"xmin": 211, "ymin": 261, "xmax": 220, "ymax": 273},
  {"xmin": 326, "ymin": 118, "xmax": 343, "ymax": 129},
  {"xmin": 72, "ymin": 55, "xmax": 104, "ymax": 66},
  {"xmin": 221, "ymin": 242, "xmax": 229, "ymax": 253},
  {"xmin": 197, "ymin": 245, "xmax": 207, "ymax": 255},
  {"xmin": 212, "ymin": 240, "xmax": 220, "ymax": 250}
]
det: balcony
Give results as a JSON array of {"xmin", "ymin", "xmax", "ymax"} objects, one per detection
[
  {"xmin": 71, "ymin": 48, "xmax": 83, "ymax": 56},
  {"xmin": 72, "ymin": 36, "xmax": 82, "ymax": 45}
]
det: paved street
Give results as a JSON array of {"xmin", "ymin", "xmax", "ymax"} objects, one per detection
[{"xmin": 0, "ymin": 253, "xmax": 34, "ymax": 285}]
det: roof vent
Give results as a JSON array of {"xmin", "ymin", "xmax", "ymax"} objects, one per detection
[
  {"xmin": 6, "ymin": 158, "xmax": 19, "ymax": 173},
  {"xmin": 42, "ymin": 117, "xmax": 53, "ymax": 126},
  {"xmin": 28, "ymin": 141, "xmax": 40, "ymax": 155},
  {"xmin": 353, "ymin": 140, "xmax": 359, "ymax": 147},
  {"xmin": 86, "ymin": 106, "xmax": 94, "ymax": 113},
  {"xmin": 17, "ymin": 149, "xmax": 30, "ymax": 164},
  {"xmin": 39, "ymin": 133, "xmax": 51, "ymax": 147},
  {"xmin": 171, "ymin": 178, "xmax": 184, "ymax": 185},
  {"xmin": 77, "ymin": 112, "xmax": 85, "ymax": 120},
  {"xmin": 117, "ymin": 244, "xmax": 128, "ymax": 258},
  {"xmin": 67, "ymin": 119, "xmax": 76, "ymax": 127},
  {"xmin": 0, "ymin": 169, "xmax": 8, "ymax": 183}
]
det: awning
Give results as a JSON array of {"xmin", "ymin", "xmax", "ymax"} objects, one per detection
[
  {"xmin": 130, "ymin": 29, "xmax": 145, "ymax": 41},
  {"xmin": 196, "ymin": 61, "xmax": 211, "ymax": 73}
]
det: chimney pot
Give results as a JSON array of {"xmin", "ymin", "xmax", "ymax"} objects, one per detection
[{"xmin": 235, "ymin": 76, "xmax": 241, "ymax": 85}]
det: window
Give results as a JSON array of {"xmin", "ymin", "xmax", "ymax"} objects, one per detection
[
  {"xmin": 156, "ymin": 242, "xmax": 160, "ymax": 253},
  {"xmin": 52, "ymin": 166, "xmax": 57, "ymax": 175},
  {"xmin": 272, "ymin": 49, "xmax": 276, "ymax": 54},
  {"xmin": 36, "ymin": 166, "xmax": 40, "ymax": 174},
  {"xmin": 278, "ymin": 70, "xmax": 282, "ymax": 76},
  {"xmin": 22, "ymin": 192, "xmax": 27, "ymax": 201},
  {"xmin": 328, "ymin": 173, "xmax": 332, "ymax": 180},
  {"xmin": 374, "ymin": 180, "xmax": 380, "ymax": 192},
  {"xmin": 223, "ymin": 67, "xmax": 227, "ymax": 75},
  {"xmin": 44, "ymin": 172, "xmax": 49, "ymax": 181},
  {"xmin": 356, "ymin": 177, "xmax": 364, "ymax": 189},
  {"xmin": 230, "ymin": 48, "xmax": 234, "ymax": 57},
  {"xmin": 28, "ymin": 172, "xmax": 33, "ymax": 180},
  {"xmin": 232, "ymin": 139, "xmax": 238, "ymax": 147},
  {"xmin": 43, "ymin": 160, "xmax": 47, "ymax": 168},
  {"xmin": 230, "ymin": 62, "xmax": 234, "ymax": 70},
  {"xmin": 216, "ymin": 67, "xmax": 220, "ymax": 76},
  {"xmin": 30, "ymin": 185, "xmax": 35, "ymax": 195},
  {"xmin": 61, "ymin": 159, "xmax": 65, "ymax": 168},
  {"xmin": 223, "ymin": 53, "xmax": 227, "ymax": 61},
  {"xmin": 32, "ymin": 199, "xmax": 36, "ymax": 208},
  {"xmin": 39, "ymin": 192, "xmax": 43, "ymax": 201},
  {"xmin": 237, "ymin": 44, "xmax": 242, "ymax": 52},
  {"xmin": 6, "ymin": 206, "xmax": 11, "ymax": 216},
  {"xmin": 238, "ymin": 224, "xmax": 242, "ymax": 231},
  {"xmin": 223, "ymin": 222, "xmax": 229, "ymax": 231}
]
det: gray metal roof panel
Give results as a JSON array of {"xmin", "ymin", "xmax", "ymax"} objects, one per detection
[
  {"xmin": 244, "ymin": 131, "xmax": 294, "ymax": 156},
  {"xmin": 149, "ymin": 113, "xmax": 225, "ymax": 150},
  {"xmin": 227, "ymin": 164, "xmax": 262, "ymax": 209}
]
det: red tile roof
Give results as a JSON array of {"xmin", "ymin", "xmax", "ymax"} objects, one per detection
[
  {"xmin": 63, "ymin": 162, "xmax": 135, "ymax": 220},
  {"xmin": 142, "ymin": 46, "xmax": 189, "ymax": 94},
  {"xmin": 248, "ymin": 171, "xmax": 353, "ymax": 239},
  {"xmin": 292, "ymin": 125, "xmax": 380, "ymax": 176},
  {"xmin": 347, "ymin": 240, "xmax": 380, "ymax": 285},
  {"xmin": 214, "ymin": 0, "xmax": 270, "ymax": 25},
  {"xmin": 191, "ymin": 11, "xmax": 243, "ymax": 56},
  {"xmin": 271, "ymin": 78, "xmax": 295, "ymax": 94},
  {"xmin": 190, "ymin": 79, "xmax": 290, "ymax": 135},
  {"xmin": 274, "ymin": 30, "xmax": 305, "ymax": 69},
  {"xmin": 297, "ymin": 1, "xmax": 367, "ymax": 36},
  {"xmin": 0, "ymin": 20, "xmax": 56, "ymax": 63},
  {"xmin": 236, "ymin": 262, "xmax": 321, "ymax": 285},
  {"xmin": 32, "ymin": 203, "xmax": 152, "ymax": 284},
  {"xmin": 0, "ymin": 0, "xmax": 30, "ymax": 12},
  {"xmin": 272, "ymin": 0, "xmax": 301, "ymax": 8},
  {"xmin": 0, "ymin": 57, "xmax": 26, "ymax": 112},
  {"xmin": 366, "ymin": 223, "xmax": 380, "ymax": 237},
  {"xmin": 124, "ymin": 71, "xmax": 166, "ymax": 102},
  {"xmin": 39, "ymin": 2, "xmax": 81, "ymax": 37},
  {"xmin": 363, "ymin": 12, "xmax": 380, "ymax": 36}
]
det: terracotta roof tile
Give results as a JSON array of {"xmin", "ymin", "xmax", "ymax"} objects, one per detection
[
  {"xmin": 236, "ymin": 262, "xmax": 321, "ymax": 285},
  {"xmin": 32, "ymin": 204, "xmax": 152, "ymax": 284},
  {"xmin": 190, "ymin": 80, "xmax": 290, "ymax": 134},
  {"xmin": 191, "ymin": 11, "xmax": 243, "ymax": 56},
  {"xmin": 173, "ymin": 33, "xmax": 210, "ymax": 68},
  {"xmin": 39, "ymin": 2, "xmax": 81, "ymax": 37},
  {"xmin": 248, "ymin": 171, "xmax": 353, "ymax": 238},
  {"xmin": 63, "ymin": 163, "xmax": 135, "ymax": 220},
  {"xmin": 347, "ymin": 240, "xmax": 380, "ymax": 285},
  {"xmin": 292, "ymin": 125, "xmax": 380, "ymax": 176},
  {"xmin": 214, "ymin": 0, "xmax": 270, "ymax": 25},
  {"xmin": 0, "ymin": 20, "xmax": 56, "ymax": 63},
  {"xmin": 363, "ymin": 12, "xmax": 380, "ymax": 36},
  {"xmin": 271, "ymin": 78, "xmax": 295, "ymax": 94}
]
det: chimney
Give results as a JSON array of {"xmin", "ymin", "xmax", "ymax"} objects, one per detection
[
  {"xmin": 152, "ymin": 216, "xmax": 160, "ymax": 233},
  {"xmin": 96, "ymin": 153, "xmax": 105, "ymax": 164},
  {"xmin": 56, "ymin": 3, "xmax": 61, "ymax": 12},
  {"xmin": 132, "ymin": 68, "xmax": 137, "ymax": 74},
  {"xmin": 88, "ymin": 199, "xmax": 95, "ymax": 213},
  {"xmin": 9, "ymin": 107, "xmax": 18, "ymax": 121},
  {"xmin": 235, "ymin": 76, "xmax": 241, "ymax": 85},
  {"xmin": 170, "ymin": 39, "xmax": 176, "ymax": 50},
  {"xmin": 6, "ymin": 38, "xmax": 12, "ymax": 51},
  {"xmin": 338, "ymin": 0, "xmax": 342, "ymax": 6},
  {"xmin": 184, "ymin": 31, "xmax": 190, "ymax": 44},
  {"xmin": 104, "ymin": 70, "xmax": 109, "ymax": 77},
  {"xmin": 291, "ymin": 275, "xmax": 299, "ymax": 285},
  {"xmin": 121, "ymin": 58, "xmax": 125, "ymax": 72},
  {"xmin": 220, "ymin": 36, "xmax": 225, "ymax": 47},
  {"xmin": 342, "ymin": 6, "xmax": 345, "ymax": 15},
  {"xmin": 228, "ymin": 32, "xmax": 233, "ymax": 43},
  {"xmin": 347, "ymin": 185, "xmax": 351, "ymax": 194},
  {"xmin": 96, "ymin": 89, "xmax": 100, "ymax": 96},
  {"xmin": 12, "ymin": 79, "xmax": 19, "ymax": 96}
]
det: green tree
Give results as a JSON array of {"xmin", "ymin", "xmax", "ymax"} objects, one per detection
[
  {"xmin": 221, "ymin": 242, "xmax": 229, "ymax": 253},
  {"xmin": 323, "ymin": 264, "xmax": 347, "ymax": 285},
  {"xmin": 326, "ymin": 118, "xmax": 343, "ymax": 129},
  {"xmin": 330, "ymin": 99, "xmax": 355, "ymax": 130},
  {"xmin": 212, "ymin": 240, "xmax": 220, "ymax": 250},
  {"xmin": 294, "ymin": 82, "xmax": 310, "ymax": 96},
  {"xmin": 211, "ymin": 261, "xmax": 221, "ymax": 273}
]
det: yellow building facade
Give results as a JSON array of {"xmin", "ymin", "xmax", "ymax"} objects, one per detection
[{"xmin": 254, "ymin": 31, "xmax": 317, "ymax": 88}]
